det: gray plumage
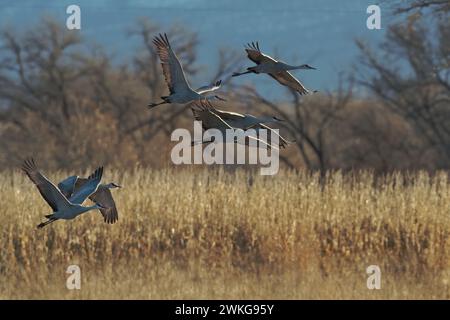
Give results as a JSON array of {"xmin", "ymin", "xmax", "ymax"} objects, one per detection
[
  {"xmin": 232, "ymin": 42, "xmax": 317, "ymax": 95},
  {"xmin": 191, "ymin": 100, "xmax": 293, "ymax": 149},
  {"xmin": 148, "ymin": 33, "xmax": 225, "ymax": 108},
  {"xmin": 22, "ymin": 159, "xmax": 105, "ymax": 229},
  {"xmin": 190, "ymin": 100, "xmax": 292, "ymax": 150},
  {"xmin": 58, "ymin": 175, "xmax": 121, "ymax": 224}
]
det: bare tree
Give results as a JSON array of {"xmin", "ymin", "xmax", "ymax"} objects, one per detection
[
  {"xmin": 0, "ymin": 18, "xmax": 90, "ymax": 168},
  {"xmin": 393, "ymin": 0, "xmax": 450, "ymax": 14},
  {"xmin": 231, "ymin": 78, "xmax": 352, "ymax": 175},
  {"xmin": 0, "ymin": 17, "xmax": 243, "ymax": 170},
  {"xmin": 357, "ymin": 14, "xmax": 450, "ymax": 168}
]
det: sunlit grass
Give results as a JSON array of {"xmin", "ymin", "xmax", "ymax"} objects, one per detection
[{"xmin": 0, "ymin": 168, "xmax": 449, "ymax": 299}]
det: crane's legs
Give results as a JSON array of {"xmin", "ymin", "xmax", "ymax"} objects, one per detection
[
  {"xmin": 232, "ymin": 70, "xmax": 253, "ymax": 77},
  {"xmin": 191, "ymin": 139, "xmax": 213, "ymax": 146},
  {"xmin": 37, "ymin": 217, "xmax": 58, "ymax": 229},
  {"xmin": 148, "ymin": 101, "xmax": 168, "ymax": 108}
]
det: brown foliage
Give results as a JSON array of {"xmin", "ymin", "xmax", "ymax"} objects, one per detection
[{"xmin": 0, "ymin": 13, "xmax": 448, "ymax": 173}]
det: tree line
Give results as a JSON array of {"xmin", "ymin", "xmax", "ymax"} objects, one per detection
[{"xmin": 0, "ymin": 2, "xmax": 448, "ymax": 174}]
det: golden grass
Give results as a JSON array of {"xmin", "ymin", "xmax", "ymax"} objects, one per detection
[{"xmin": 0, "ymin": 168, "xmax": 449, "ymax": 299}]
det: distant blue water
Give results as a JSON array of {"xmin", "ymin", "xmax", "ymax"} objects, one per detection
[{"xmin": 0, "ymin": 0, "xmax": 397, "ymax": 98}]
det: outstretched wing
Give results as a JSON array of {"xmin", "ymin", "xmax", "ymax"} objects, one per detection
[
  {"xmin": 22, "ymin": 158, "xmax": 70, "ymax": 211},
  {"xmin": 89, "ymin": 186, "xmax": 118, "ymax": 224},
  {"xmin": 267, "ymin": 71, "xmax": 310, "ymax": 95},
  {"xmin": 245, "ymin": 42, "xmax": 277, "ymax": 65},
  {"xmin": 246, "ymin": 134, "xmax": 280, "ymax": 151},
  {"xmin": 258, "ymin": 123, "xmax": 294, "ymax": 149},
  {"xmin": 58, "ymin": 175, "xmax": 78, "ymax": 198},
  {"xmin": 190, "ymin": 101, "xmax": 281, "ymax": 149},
  {"xmin": 69, "ymin": 167, "xmax": 103, "ymax": 205},
  {"xmin": 152, "ymin": 33, "xmax": 191, "ymax": 94},
  {"xmin": 196, "ymin": 80, "xmax": 222, "ymax": 95},
  {"xmin": 190, "ymin": 100, "xmax": 234, "ymax": 131},
  {"xmin": 212, "ymin": 108, "xmax": 246, "ymax": 122}
]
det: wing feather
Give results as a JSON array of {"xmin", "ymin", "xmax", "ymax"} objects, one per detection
[
  {"xmin": 58, "ymin": 175, "xmax": 78, "ymax": 198},
  {"xmin": 190, "ymin": 101, "xmax": 283, "ymax": 150},
  {"xmin": 268, "ymin": 71, "xmax": 310, "ymax": 95},
  {"xmin": 69, "ymin": 167, "xmax": 103, "ymax": 205},
  {"xmin": 257, "ymin": 123, "xmax": 294, "ymax": 148},
  {"xmin": 245, "ymin": 134, "xmax": 280, "ymax": 151},
  {"xmin": 22, "ymin": 159, "xmax": 70, "ymax": 211},
  {"xmin": 212, "ymin": 108, "xmax": 246, "ymax": 121},
  {"xmin": 152, "ymin": 33, "xmax": 191, "ymax": 94},
  {"xmin": 196, "ymin": 80, "xmax": 222, "ymax": 95},
  {"xmin": 245, "ymin": 41, "xmax": 277, "ymax": 65},
  {"xmin": 190, "ymin": 100, "xmax": 233, "ymax": 130},
  {"xmin": 89, "ymin": 186, "xmax": 119, "ymax": 224}
]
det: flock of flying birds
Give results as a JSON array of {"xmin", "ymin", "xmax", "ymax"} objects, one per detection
[{"xmin": 24, "ymin": 33, "xmax": 317, "ymax": 229}]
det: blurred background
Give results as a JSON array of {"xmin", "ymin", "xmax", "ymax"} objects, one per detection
[{"xmin": 0, "ymin": 0, "xmax": 448, "ymax": 173}]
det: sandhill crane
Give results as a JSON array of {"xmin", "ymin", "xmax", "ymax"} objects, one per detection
[
  {"xmin": 198, "ymin": 106, "xmax": 294, "ymax": 148},
  {"xmin": 190, "ymin": 100, "xmax": 291, "ymax": 149},
  {"xmin": 148, "ymin": 33, "xmax": 226, "ymax": 108},
  {"xmin": 58, "ymin": 174, "xmax": 121, "ymax": 224},
  {"xmin": 22, "ymin": 159, "xmax": 107, "ymax": 229},
  {"xmin": 232, "ymin": 42, "xmax": 317, "ymax": 95}
]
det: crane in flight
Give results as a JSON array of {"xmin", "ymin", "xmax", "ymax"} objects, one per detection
[
  {"xmin": 22, "ymin": 159, "xmax": 107, "ymax": 229},
  {"xmin": 149, "ymin": 33, "xmax": 226, "ymax": 108},
  {"xmin": 232, "ymin": 42, "xmax": 317, "ymax": 95},
  {"xmin": 190, "ymin": 99, "xmax": 293, "ymax": 149},
  {"xmin": 58, "ymin": 171, "xmax": 121, "ymax": 224}
]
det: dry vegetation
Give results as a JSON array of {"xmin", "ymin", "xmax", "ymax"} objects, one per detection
[
  {"xmin": 1, "ymin": 168, "xmax": 449, "ymax": 299},
  {"xmin": 0, "ymin": 11, "xmax": 448, "ymax": 174},
  {"xmin": 0, "ymin": 2, "xmax": 448, "ymax": 300}
]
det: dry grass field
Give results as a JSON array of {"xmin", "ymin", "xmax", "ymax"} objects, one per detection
[{"xmin": 0, "ymin": 167, "xmax": 449, "ymax": 299}]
